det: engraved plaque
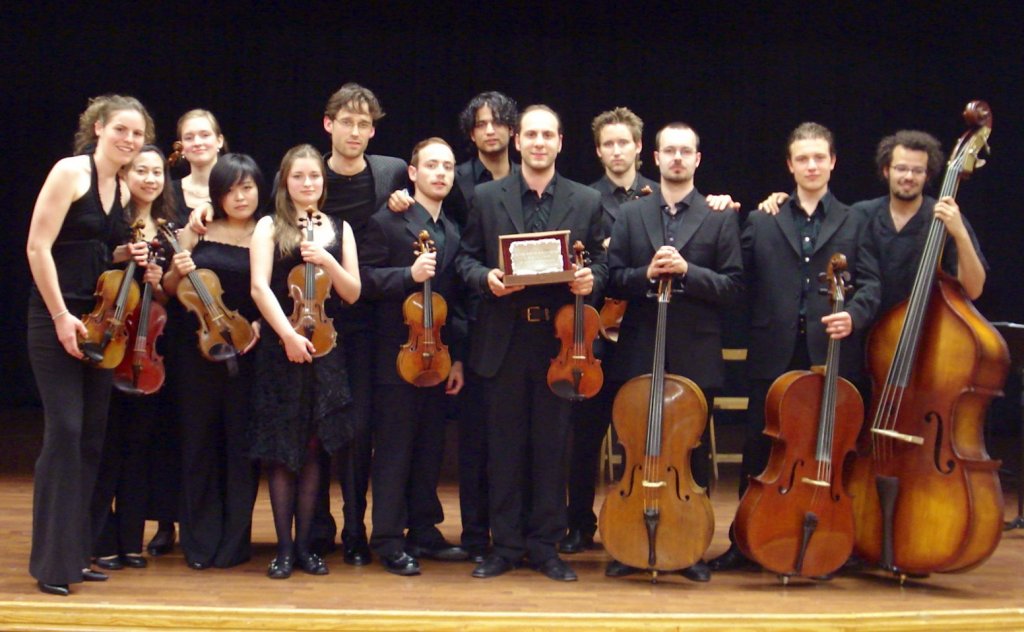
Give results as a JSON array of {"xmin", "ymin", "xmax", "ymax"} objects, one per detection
[{"xmin": 499, "ymin": 229, "xmax": 575, "ymax": 286}]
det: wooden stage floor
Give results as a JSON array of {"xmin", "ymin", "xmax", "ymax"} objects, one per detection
[{"xmin": 2, "ymin": 471, "xmax": 1023, "ymax": 631}]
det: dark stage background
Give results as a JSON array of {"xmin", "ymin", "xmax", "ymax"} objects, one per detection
[{"xmin": 2, "ymin": 3, "xmax": 1022, "ymax": 436}]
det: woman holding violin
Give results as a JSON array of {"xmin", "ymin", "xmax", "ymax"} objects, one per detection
[
  {"xmin": 163, "ymin": 153, "xmax": 264, "ymax": 570},
  {"xmin": 359, "ymin": 138, "xmax": 467, "ymax": 575},
  {"xmin": 26, "ymin": 95, "xmax": 154, "ymax": 596},
  {"xmin": 90, "ymin": 145, "xmax": 175, "ymax": 572},
  {"xmin": 249, "ymin": 144, "xmax": 360, "ymax": 579}
]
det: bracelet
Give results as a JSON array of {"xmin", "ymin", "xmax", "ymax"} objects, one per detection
[{"xmin": 51, "ymin": 309, "xmax": 69, "ymax": 321}]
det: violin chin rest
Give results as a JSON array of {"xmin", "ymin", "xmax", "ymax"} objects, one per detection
[{"xmin": 80, "ymin": 343, "xmax": 105, "ymax": 364}]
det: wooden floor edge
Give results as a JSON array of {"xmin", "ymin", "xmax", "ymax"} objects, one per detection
[{"xmin": 2, "ymin": 602, "xmax": 1024, "ymax": 631}]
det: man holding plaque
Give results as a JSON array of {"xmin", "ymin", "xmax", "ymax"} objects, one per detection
[
  {"xmin": 605, "ymin": 122, "xmax": 744, "ymax": 581},
  {"xmin": 456, "ymin": 104, "xmax": 606, "ymax": 582}
]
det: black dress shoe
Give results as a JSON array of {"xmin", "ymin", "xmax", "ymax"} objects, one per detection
[
  {"xmin": 38, "ymin": 581, "xmax": 70, "ymax": 596},
  {"xmin": 465, "ymin": 546, "xmax": 489, "ymax": 564},
  {"xmin": 708, "ymin": 544, "xmax": 758, "ymax": 572},
  {"xmin": 120, "ymin": 554, "xmax": 147, "ymax": 569},
  {"xmin": 296, "ymin": 551, "xmax": 329, "ymax": 575},
  {"xmin": 81, "ymin": 568, "xmax": 108, "ymax": 582},
  {"xmin": 343, "ymin": 540, "xmax": 372, "ymax": 566},
  {"xmin": 94, "ymin": 555, "xmax": 123, "ymax": 571},
  {"xmin": 680, "ymin": 560, "xmax": 711, "ymax": 582},
  {"xmin": 406, "ymin": 540, "xmax": 469, "ymax": 561},
  {"xmin": 381, "ymin": 550, "xmax": 421, "ymax": 576},
  {"xmin": 146, "ymin": 525, "xmax": 176, "ymax": 557},
  {"xmin": 534, "ymin": 557, "xmax": 577, "ymax": 581},
  {"xmin": 471, "ymin": 554, "xmax": 517, "ymax": 578},
  {"xmin": 605, "ymin": 559, "xmax": 640, "ymax": 578},
  {"xmin": 558, "ymin": 529, "xmax": 594, "ymax": 554},
  {"xmin": 267, "ymin": 555, "xmax": 294, "ymax": 579}
]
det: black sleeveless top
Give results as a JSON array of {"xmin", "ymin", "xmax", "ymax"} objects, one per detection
[
  {"xmin": 190, "ymin": 239, "xmax": 259, "ymax": 323},
  {"xmin": 44, "ymin": 154, "xmax": 123, "ymax": 302}
]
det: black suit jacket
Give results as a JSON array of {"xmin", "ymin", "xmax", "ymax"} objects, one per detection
[
  {"xmin": 741, "ymin": 192, "xmax": 877, "ymax": 382},
  {"xmin": 456, "ymin": 172, "xmax": 607, "ymax": 378},
  {"xmin": 450, "ymin": 159, "xmax": 521, "ymax": 230},
  {"xmin": 607, "ymin": 190, "xmax": 743, "ymax": 390},
  {"xmin": 590, "ymin": 173, "xmax": 660, "ymax": 241},
  {"xmin": 359, "ymin": 203, "xmax": 466, "ymax": 386}
]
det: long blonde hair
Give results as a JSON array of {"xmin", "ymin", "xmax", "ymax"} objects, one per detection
[
  {"xmin": 74, "ymin": 94, "xmax": 155, "ymax": 155},
  {"xmin": 273, "ymin": 144, "xmax": 327, "ymax": 256}
]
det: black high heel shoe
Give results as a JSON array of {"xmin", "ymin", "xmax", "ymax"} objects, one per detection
[
  {"xmin": 267, "ymin": 555, "xmax": 294, "ymax": 579},
  {"xmin": 146, "ymin": 523, "xmax": 176, "ymax": 556},
  {"xmin": 296, "ymin": 551, "xmax": 329, "ymax": 575},
  {"xmin": 38, "ymin": 582, "xmax": 70, "ymax": 596}
]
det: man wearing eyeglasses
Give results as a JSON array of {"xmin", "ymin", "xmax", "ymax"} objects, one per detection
[{"xmin": 605, "ymin": 122, "xmax": 744, "ymax": 582}]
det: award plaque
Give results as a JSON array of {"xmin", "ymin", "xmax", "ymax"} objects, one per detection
[{"xmin": 499, "ymin": 229, "xmax": 575, "ymax": 286}]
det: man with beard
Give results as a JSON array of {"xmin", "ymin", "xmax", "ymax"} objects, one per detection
[
  {"xmin": 457, "ymin": 105, "xmax": 606, "ymax": 581},
  {"xmin": 605, "ymin": 122, "xmax": 744, "ymax": 582}
]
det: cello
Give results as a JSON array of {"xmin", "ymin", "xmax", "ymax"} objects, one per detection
[
  {"xmin": 848, "ymin": 101, "xmax": 1009, "ymax": 579},
  {"xmin": 396, "ymin": 230, "xmax": 452, "ymax": 387},
  {"xmin": 157, "ymin": 219, "xmax": 255, "ymax": 374},
  {"xmin": 288, "ymin": 207, "xmax": 336, "ymax": 358},
  {"xmin": 734, "ymin": 253, "xmax": 863, "ymax": 581},
  {"xmin": 598, "ymin": 275, "xmax": 713, "ymax": 580},
  {"xmin": 79, "ymin": 219, "xmax": 144, "ymax": 367},
  {"xmin": 113, "ymin": 242, "xmax": 167, "ymax": 394},
  {"xmin": 548, "ymin": 240, "xmax": 603, "ymax": 401}
]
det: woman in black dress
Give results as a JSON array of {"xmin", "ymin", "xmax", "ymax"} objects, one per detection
[
  {"xmin": 163, "ymin": 153, "xmax": 264, "ymax": 569},
  {"xmin": 249, "ymin": 144, "xmax": 359, "ymax": 579},
  {"xmin": 26, "ymin": 94, "xmax": 154, "ymax": 596}
]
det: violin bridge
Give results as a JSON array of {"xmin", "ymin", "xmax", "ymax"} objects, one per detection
[
  {"xmin": 871, "ymin": 428, "xmax": 925, "ymax": 445},
  {"xmin": 799, "ymin": 477, "xmax": 830, "ymax": 488},
  {"xmin": 642, "ymin": 480, "xmax": 666, "ymax": 488}
]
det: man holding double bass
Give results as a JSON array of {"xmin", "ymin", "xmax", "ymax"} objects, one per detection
[{"xmin": 605, "ymin": 122, "xmax": 744, "ymax": 581}]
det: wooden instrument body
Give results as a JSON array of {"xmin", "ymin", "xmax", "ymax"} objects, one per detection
[
  {"xmin": 287, "ymin": 263, "xmax": 336, "ymax": 358},
  {"xmin": 849, "ymin": 276, "xmax": 1008, "ymax": 573},
  {"xmin": 598, "ymin": 373, "xmax": 713, "ymax": 571},
  {"xmin": 547, "ymin": 299, "xmax": 603, "ymax": 401},
  {"xmin": 735, "ymin": 369, "xmax": 863, "ymax": 577},
  {"xmin": 599, "ymin": 297, "xmax": 627, "ymax": 342},
  {"xmin": 396, "ymin": 289, "xmax": 451, "ymax": 387},
  {"xmin": 80, "ymin": 268, "xmax": 141, "ymax": 368},
  {"xmin": 178, "ymin": 268, "xmax": 255, "ymax": 362},
  {"xmin": 113, "ymin": 289, "xmax": 166, "ymax": 395}
]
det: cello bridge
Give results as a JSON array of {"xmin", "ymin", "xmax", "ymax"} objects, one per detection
[
  {"xmin": 800, "ymin": 477, "xmax": 830, "ymax": 488},
  {"xmin": 871, "ymin": 428, "xmax": 925, "ymax": 445},
  {"xmin": 641, "ymin": 480, "xmax": 666, "ymax": 488}
]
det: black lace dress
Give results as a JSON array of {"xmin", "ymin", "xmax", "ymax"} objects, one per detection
[{"xmin": 249, "ymin": 221, "xmax": 353, "ymax": 472}]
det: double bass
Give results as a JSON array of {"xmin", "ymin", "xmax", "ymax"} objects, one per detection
[
  {"xmin": 848, "ymin": 101, "xmax": 1009, "ymax": 579},
  {"xmin": 157, "ymin": 219, "xmax": 255, "ymax": 374},
  {"xmin": 734, "ymin": 254, "xmax": 863, "ymax": 581},
  {"xmin": 288, "ymin": 207, "xmax": 336, "ymax": 358},
  {"xmin": 396, "ymin": 230, "xmax": 452, "ymax": 387},
  {"xmin": 79, "ymin": 219, "xmax": 144, "ymax": 367},
  {"xmin": 598, "ymin": 275, "xmax": 713, "ymax": 579},
  {"xmin": 547, "ymin": 240, "xmax": 603, "ymax": 401},
  {"xmin": 113, "ymin": 242, "xmax": 167, "ymax": 394}
]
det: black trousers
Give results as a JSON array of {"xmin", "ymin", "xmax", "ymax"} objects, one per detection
[
  {"xmin": 482, "ymin": 320, "xmax": 572, "ymax": 565},
  {"xmin": 175, "ymin": 343, "xmax": 259, "ymax": 568},
  {"xmin": 91, "ymin": 390, "xmax": 160, "ymax": 557},
  {"xmin": 457, "ymin": 367, "xmax": 490, "ymax": 549},
  {"xmin": 27, "ymin": 295, "xmax": 111, "ymax": 585},
  {"xmin": 369, "ymin": 382, "xmax": 449, "ymax": 556}
]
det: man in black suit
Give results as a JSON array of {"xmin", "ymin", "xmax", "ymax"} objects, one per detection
[
  {"xmin": 710, "ymin": 122, "xmax": 878, "ymax": 571},
  {"xmin": 456, "ymin": 104, "xmax": 606, "ymax": 581},
  {"xmin": 360, "ymin": 138, "xmax": 468, "ymax": 576},
  {"xmin": 317, "ymin": 83, "xmax": 408, "ymax": 565},
  {"xmin": 606, "ymin": 122, "xmax": 744, "ymax": 581},
  {"xmin": 452, "ymin": 91, "xmax": 519, "ymax": 226}
]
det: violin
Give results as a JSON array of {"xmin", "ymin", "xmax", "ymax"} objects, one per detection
[
  {"xmin": 113, "ymin": 241, "xmax": 167, "ymax": 395},
  {"xmin": 548, "ymin": 240, "xmax": 603, "ymax": 400},
  {"xmin": 157, "ymin": 219, "xmax": 255, "ymax": 374},
  {"xmin": 79, "ymin": 219, "xmax": 144, "ymax": 367},
  {"xmin": 598, "ymin": 298, "xmax": 627, "ymax": 342},
  {"xmin": 598, "ymin": 275, "xmax": 713, "ymax": 579},
  {"xmin": 734, "ymin": 253, "xmax": 864, "ymax": 581},
  {"xmin": 288, "ymin": 207, "xmax": 336, "ymax": 358},
  {"xmin": 847, "ymin": 101, "xmax": 1009, "ymax": 579},
  {"xmin": 396, "ymin": 230, "xmax": 452, "ymax": 387}
]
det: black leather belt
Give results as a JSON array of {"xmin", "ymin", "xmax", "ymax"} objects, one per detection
[{"xmin": 519, "ymin": 306, "xmax": 552, "ymax": 323}]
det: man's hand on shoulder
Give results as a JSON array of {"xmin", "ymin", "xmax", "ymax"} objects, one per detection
[
  {"xmin": 706, "ymin": 194, "xmax": 741, "ymax": 212},
  {"xmin": 757, "ymin": 192, "xmax": 789, "ymax": 215},
  {"xmin": 387, "ymin": 189, "xmax": 414, "ymax": 213}
]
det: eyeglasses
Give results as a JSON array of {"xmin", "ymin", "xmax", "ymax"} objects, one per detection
[{"xmin": 891, "ymin": 165, "xmax": 926, "ymax": 176}]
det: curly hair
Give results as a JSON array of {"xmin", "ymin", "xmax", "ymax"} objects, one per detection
[
  {"xmin": 458, "ymin": 91, "xmax": 518, "ymax": 139},
  {"xmin": 73, "ymin": 94, "xmax": 155, "ymax": 155},
  {"xmin": 875, "ymin": 130, "xmax": 944, "ymax": 183}
]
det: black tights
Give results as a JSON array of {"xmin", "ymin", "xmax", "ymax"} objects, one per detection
[{"xmin": 266, "ymin": 441, "xmax": 321, "ymax": 560}]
